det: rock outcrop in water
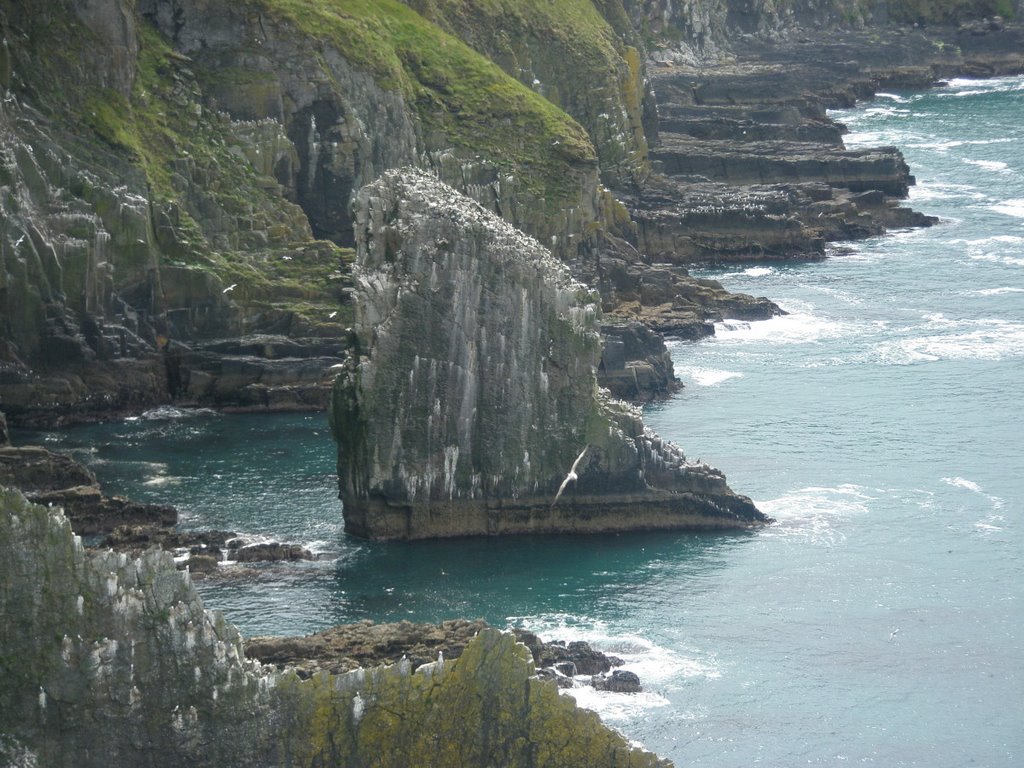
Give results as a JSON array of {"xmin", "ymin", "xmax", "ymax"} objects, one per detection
[
  {"xmin": 331, "ymin": 170, "xmax": 767, "ymax": 540},
  {"xmin": 0, "ymin": 488, "xmax": 671, "ymax": 768},
  {"xmin": 0, "ymin": 443, "xmax": 177, "ymax": 533},
  {"xmin": 245, "ymin": 618, "xmax": 629, "ymax": 685}
]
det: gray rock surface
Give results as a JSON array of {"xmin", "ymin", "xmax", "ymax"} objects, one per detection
[
  {"xmin": 0, "ymin": 444, "xmax": 177, "ymax": 533},
  {"xmin": 332, "ymin": 169, "xmax": 768, "ymax": 540},
  {"xmin": 0, "ymin": 488, "xmax": 672, "ymax": 767}
]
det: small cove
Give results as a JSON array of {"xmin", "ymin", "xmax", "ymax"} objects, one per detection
[{"xmin": 17, "ymin": 74, "xmax": 1024, "ymax": 767}]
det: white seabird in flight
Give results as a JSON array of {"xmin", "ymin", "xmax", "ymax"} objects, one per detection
[{"xmin": 552, "ymin": 445, "xmax": 588, "ymax": 508}]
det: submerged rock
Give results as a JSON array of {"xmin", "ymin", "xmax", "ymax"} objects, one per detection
[
  {"xmin": 331, "ymin": 169, "xmax": 768, "ymax": 540},
  {"xmin": 0, "ymin": 489, "xmax": 671, "ymax": 767}
]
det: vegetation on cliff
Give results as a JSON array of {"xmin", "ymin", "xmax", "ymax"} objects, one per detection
[
  {"xmin": 255, "ymin": 0, "xmax": 597, "ymax": 205},
  {"xmin": 403, "ymin": 0, "xmax": 651, "ymax": 186},
  {"xmin": 0, "ymin": 488, "xmax": 671, "ymax": 767}
]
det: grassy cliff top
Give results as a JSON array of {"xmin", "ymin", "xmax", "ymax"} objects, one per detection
[{"xmin": 257, "ymin": 0, "xmax": 597, "ymax": 176}]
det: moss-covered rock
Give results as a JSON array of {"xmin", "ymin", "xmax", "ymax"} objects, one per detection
[
  {"xmin": 0, "ymin": 0, "xmax": 355, "ymax": 421},
  {"xmin": 0, "ymin": 488, "xmax": 672, "ymax": 767},
  {"xmin": 403, "ymin": 0, "xmax": 652, "ymax": 189}
]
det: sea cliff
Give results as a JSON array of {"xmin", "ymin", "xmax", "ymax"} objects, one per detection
[
  {"xmin": 331, "ymin": 169, "xmax": 765, "ymax": 538},
  {"xmin": 0, "ymin": 488, "xmax": 671, "ymax": 767},
  {"xmin": 2, "ymin": 2, "xmax": 1024, "ymax": 763}
]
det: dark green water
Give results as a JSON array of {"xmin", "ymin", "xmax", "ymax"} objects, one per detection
[{"xmin": 18, "ymin": 75, "xmax": 1024, "ymax": 766}]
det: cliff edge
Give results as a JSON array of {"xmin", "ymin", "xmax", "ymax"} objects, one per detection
[
  {"xmin": 331, "ymin": 170, "xmax": 767, "ymax": 540},
  {"xmin": 0, "ymin": 487, "xmax": 671, "ymax": 767}
]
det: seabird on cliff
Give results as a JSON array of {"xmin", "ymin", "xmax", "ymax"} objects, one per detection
[{"xmin": 552, "ymin": 445, "xmax": 588, "ymax": 508}]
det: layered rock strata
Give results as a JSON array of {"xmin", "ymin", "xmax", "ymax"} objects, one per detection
[
  {"xmin": 0, "ymin": 0, "xmax": 789, "ymax": 425},
  {"xmin": 0, "ymin": 1, "xmax": 356, "ymax": 425},
  {"xmin": 0, "ymin": 443, "xmax": 176, "ymax": 533},
  {"xmin": 245, "ymin": 619, "xmax": 624, "ymax": 680},
  {"xmin": 625, "ymin": 23, "xmax": 1024, "ymax": 266},
  {"xmin": 331, "ymin": 170, "xmax": 767, "ymax": 540},
  {"xmin": 0, "ymin": 488, "xmax": 671, "ymax": 767}
]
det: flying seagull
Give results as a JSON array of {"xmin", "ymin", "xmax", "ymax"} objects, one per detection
[
  {"xmin": 222, "ymin": 283, "xmax": 237, "ymax": 293},
  {"xmin": 552, "ymin": 445, "xmax": 588, "ymax": 508}
]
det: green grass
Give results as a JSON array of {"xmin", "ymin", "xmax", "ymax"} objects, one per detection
[
  {"xmin": 256, "ymin": 0, "xmax": 597, "ymax": 202},
  {"xmin": 405, "ymin": 0, "xmax": 649, "ymax": 182}
]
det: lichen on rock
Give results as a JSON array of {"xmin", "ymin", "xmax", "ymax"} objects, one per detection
[
  {"xmin": 331, "ymin": 168, "xmax": 768, "ymax": 540},
  {"xmin": 0, "ymin": 488, "xmax": 672, "ymax": 767}
]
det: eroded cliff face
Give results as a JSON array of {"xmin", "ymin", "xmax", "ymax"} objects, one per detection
[
  {"xmin": 7, "ymin": 0, "xmax": 986, "ymax": 427},
  {"xmin": 0, "ymin": 1, "xmax": 354, "ymax": 424},
  {"xmin": 403, "ymin": 0, "xmax": 653, "ymax": 190},
  {"xmin": 0, "ymin": 488, "xmax": 672, "ymax": 768},
  {"xmin": 0, "ymin": 0, "xmax": 672, "ymax": 424},
  {"xmin": 331, "ymin": 170, "xmax": 766, "ymax": 540}
]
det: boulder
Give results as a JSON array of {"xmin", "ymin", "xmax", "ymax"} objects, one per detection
[
  {"xmin": 230, "ymin": 542, "xmax": 314, "ymax": 563},
  {"xmin": 592, "ymin": 669, "xmax": 643, "ymax": 693}
]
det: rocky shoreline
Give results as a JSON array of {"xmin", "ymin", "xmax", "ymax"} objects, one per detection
[
  {"xmin": 4, "ymin": 2, "xmax": 1024, "ymax": 764},
  {"xmin": 1, "ymin": 490, "xmax": 670, "ymax": 767},
  {"xmin": 2, "ymin": 17, "xmax": 1022, "ymax": 537},
  {"xmin": 246, "ymin": 619, "xmax": 643, "ymax": 693}
]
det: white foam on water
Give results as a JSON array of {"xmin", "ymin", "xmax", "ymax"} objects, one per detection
[
  {"xmin": 756, "ymin": 485, "xmax": 874, "ymax": 547},
  {"xmin": 713, "ymin": 306, "xmax": 852, "ymax": 346},
  {"xmin": 842, "ymin": 130, "xmax": 889, "ymax": 145},
  {"xmin": 874, "ymin": 318, "xmax": 1024, "ymax": 364},
  {"xmin": 910, "ymin": 182, "xmax": 986, "ymax": 202},
  {"xmin": 904, "ymin": 137, "xmax": 1013, "ymax": 151},
  {"xmin": 507, "ymin": 613, "xmax": 717, "ymax": 721},
  {"xmin": 563, "ymin": 685, "xmax": 671, "ymax": 722},
  {"xmin": 963, "ymin": 158, "xmax": 1011, "ymax": 173},
  {"xmin": 142, "ymin": 474, "xmax": 183, "ymax": 487},
  {"xmin": 510, "ymin": 614, "xmax": 717, "ymax": 681},
  {"xmin": 955, "ymin": 234, "xmax": 1024, "ymax": 247},
  {"xmin": 971, "ymin": 287, "xmax": 1024, "ymax": 296},
  {"xmin": 675, "ymin": 366, "xmax": 743, "ymax": 386},
  {"xmin": 941, "ymin": 477, "xmax": 1006, "ymax": 534},
  {"xmin": 863, "ymin": 105, "xmax": 910, "ymax": 118},
  {"xmin": 943, "ymin": 76, "xmax": 1024, "ymax": 95},
  {"xmin": 943, "ymin": 476, "xmax": 983, "ymax": 494},
  {"xmin": 990, "ymin": 198, "xmax": 1024, "ymax": 219},
  {"xmin": 966, "ymin": 253, "xmax": 1024, "ymax": 268},
  {"xmin": 711, "ymin": 265, "xmax": 777, "ymax": 280},
  {"xmin": 874, "ymin": 92, "xmax": 910, "ymax": 103},
  {"xmin": 957, "ymin": 234, "xmax": 1024, "ymax": 268}
]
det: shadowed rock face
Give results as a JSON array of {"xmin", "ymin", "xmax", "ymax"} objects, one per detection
[
  {"xmin": 0, "ymin": 489, "xmax": 672, "ymax": 768},
  {"xmin": 0, "ymin": 444, "xmax": 177, "ymax": 533},
  {"xmin": 331, "ymin": 169, "xmax": 768, "ymax": 540}
]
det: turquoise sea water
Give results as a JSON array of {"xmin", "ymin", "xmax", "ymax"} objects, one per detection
[{"xmin": 18, "ymin": 75, "xmax": 1023, "ymax": 766}]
